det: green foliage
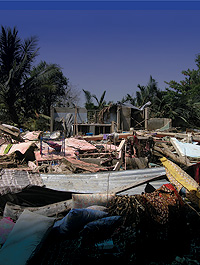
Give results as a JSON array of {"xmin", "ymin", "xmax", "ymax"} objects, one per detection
[
  {"xmin": 121, "ymin": 66, "xmax": 200, "ymax": 129},
  {"xmin": 0, "ymin": 26, "xmax": 78, "ymax": 130},
  {"xmin": 121, "ymin": 75, "xmax": 163, "ymax": 112},
  {"xmin": 82, "ymin": 89, "xmax": 96, "ymax": 110},
  {"xmin": 0, "ymin": 26, "xmax": 39, "ymax": 124},
  {"xmin": 164, "ymin": 54, "xmax": 200, "ymax": 128},
  {"xmin": 120, "ymin": 94, "xmax": 136, "ymax": 106},
  {"xmin": 83, "ymin": 89, "xmax": 107, "ymax": 110},
  {"xmin": 22, "ymin": 116, "xmax": 50, "ymax": 131},
  {"xmin": 21, "ymin": 61, "xmax": 68, "ymax": 118}
]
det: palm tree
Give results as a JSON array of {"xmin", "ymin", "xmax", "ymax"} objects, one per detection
[
  {"xmin": 92, "ymin": 90, "xmax": 106, "ymax": 110},
  {"xmin": 136, "ymin": 75, "xmax": 159, "ymax": 107},
  {"xmin": 0, "ymin": 26, "xmax": 39, "ymax": 124},
  {"xmin": 82, "ymin": 89, "xmax": 96, "ymax": 110},
  {"xmin": 0, "ymin": 26, "xmax": 73, "ymax": 127}
]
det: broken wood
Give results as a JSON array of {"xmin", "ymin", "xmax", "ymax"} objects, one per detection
[
  {"xmin": 117, "ymin": 139, "xmax": 126, "ymax": 152},
  {"xmin": 154, "ymin": 131, "xmax": 200, "ymax": 143},
  {"xmin": 79, "ymin": 152, "xmax": 111, "ymax": 158},
  {"xmin": 113, "ymin": 160, "xmax": 122, "ymax": 171},
  {"xmin": 64, "ymin": 157, "xmax": 107, "ymax": 172},
  {"xmin": 83, "ymin": 132, "xmax": 133, "ymax": 141},
  {"xmin": 0, "ymin": 124, "xmax": 22, "ymax": 142},
  {"xmin": 154, "ymin": 144, "xmax": 191, "ymax": 167},
  {"xmin": 3, "ymin": 199, "xmax": 73, "ymax": 221}
]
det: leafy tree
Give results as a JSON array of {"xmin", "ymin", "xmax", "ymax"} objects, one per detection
[
  {"xmin": 164, "ymin": 54, "xmax": 200, "ymax": 128},
  {"xmin": 0, "ymin": 26, "xmax": 79, "ymax": 128},
  {"xmin": 21, "ymin": 61, "xmax": 69, "ymax": 118},
  {"xmin": 136, "ymin": 75, "xmax": 161, "ymax": 108},
  {"xmin": 119, "ymin": 94, "xmax": 136, "ymax": 106},
  {"xmin": 121, "ymin": 76, "xmax": 163, "ymax": 113}
]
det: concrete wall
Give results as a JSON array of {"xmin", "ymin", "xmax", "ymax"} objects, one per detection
[
  {"xmin": 50, "ymin": 107, "xmax": 87, "ymax": 132},
  {"xmin": 121, "ymin": 107, "xmax": 131, "ymax": 131},
  {"xmin": 147, "ymin": 118, "xmax": 172, "ymax": 131}
]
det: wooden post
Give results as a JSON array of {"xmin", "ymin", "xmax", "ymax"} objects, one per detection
[
  {"xmin": 74, "ymin": 106, "xmax": 78, "ymax": 136},
  {"xmin": 50, "ymin": 106, "xmax": 54, "ymax": 133},
  {"xmin": 117, "ymin": 105, "xmax": 120, "ymax": 132},
  {"xmin": 144, "ymin": 107, "xmax": 149, "ymax": 130},
  {"xmin": 125, "ymin": 143, "xmax": 127, "ymax": 170}
]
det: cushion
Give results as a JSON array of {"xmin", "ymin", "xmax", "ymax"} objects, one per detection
[
  {"xmin": 53, "ymin": 208, "xmax": 108, "ymax": 234},
  {"xmin": 0, "ymin": 210, "xmax": 55, "ymax": 265}
]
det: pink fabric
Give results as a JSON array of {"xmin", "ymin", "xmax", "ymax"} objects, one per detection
[{"xmin": 0, "ymin": 217, "xmax": 15, "ymax": 245}]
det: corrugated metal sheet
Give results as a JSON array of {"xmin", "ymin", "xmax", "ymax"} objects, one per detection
[
  {"xmin": 0, "ymin": 169, "xmax": 44, "ymax": 196},
  {"xmin": 41, "ymin": 167, "xmax": 167, "ymax": 195}
]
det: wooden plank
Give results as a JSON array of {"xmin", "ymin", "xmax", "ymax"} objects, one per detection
[
  {"xmin": 154, "ymin": 131, "xmax": 200, "ymax": 143},
  {"xmin": 117, "ymin": 139, "xmax": 126, "ymax": 152},
  {"xmin": 113, "ymin": 160, "xmax": 122, "ymax": 171},
  {"xmin": 170, "ymin": 138, "xmax": 184, "ymax": 157},
  {"xmin": 83, "ymin": 132, "xmax": 133, "ymax": 141}
]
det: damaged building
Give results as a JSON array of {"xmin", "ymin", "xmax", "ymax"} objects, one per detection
[{"xmin": 50, "ymin": 103, "xmax": 172, "ymax": 136}]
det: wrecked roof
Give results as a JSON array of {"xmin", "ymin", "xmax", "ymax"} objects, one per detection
[
  {"xmin": 0, "ymin": 142, "xmax": 36, "ymax": 156},
  {"xmin": 0, "ymin": 169, "xmax": 44, "ymax": 196},
  {"xmin": 66, "ymin": 138, "xmax": 97, "ymax": 151}
]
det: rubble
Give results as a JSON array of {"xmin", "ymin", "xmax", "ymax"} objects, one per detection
[{"xmin": 0, "ymin": 125, "xmax": 200, "ymax": 264}]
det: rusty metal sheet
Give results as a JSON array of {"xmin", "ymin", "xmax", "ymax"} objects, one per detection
[{"xmin": 41, "ymin": 167, "xmax": 167, "ymax": 195}]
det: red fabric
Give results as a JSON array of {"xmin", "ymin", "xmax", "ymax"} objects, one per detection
[
  {"xmin": 163, "ymin": 183, "xmax": 184, "ymax": 206},
  {"xmin": 194, "ymin": 162, "xmax": 200, "ymax": 184}
]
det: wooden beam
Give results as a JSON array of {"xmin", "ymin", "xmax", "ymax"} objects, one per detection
[
  {"xmin": 154, "ymin": 144, "xmax": 191, "ymax": 167},
  {"xmin": 0, "ymin": 124, "xmax": 21, "ymax": 141}
]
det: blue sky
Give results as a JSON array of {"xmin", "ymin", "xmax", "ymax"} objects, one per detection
[{"xmin": 0, "ymin": 3, "xmax": 200, "ymax": 106}]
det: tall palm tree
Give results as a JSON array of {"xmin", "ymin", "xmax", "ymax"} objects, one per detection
[
  {"xmin": 0, "ymin": 26, "xmax": 39, "ymax": 124},
  {"xmin": 136, "ymin": 75, "xmax": 159, "ymax": 107}
]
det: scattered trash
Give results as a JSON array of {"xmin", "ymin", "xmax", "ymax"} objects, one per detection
[{"xmin": 0, "ymin": 126, "xmax": 199, "ymax": 264}]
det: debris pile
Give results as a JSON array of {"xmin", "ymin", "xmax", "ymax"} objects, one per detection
[
  {"xmin": 0, "ymin": 124, "xmax": 200, "ymax": 264},
  {"xmin": 0, "ymin": 122, "xmax": 200, "ymax": 178}
]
